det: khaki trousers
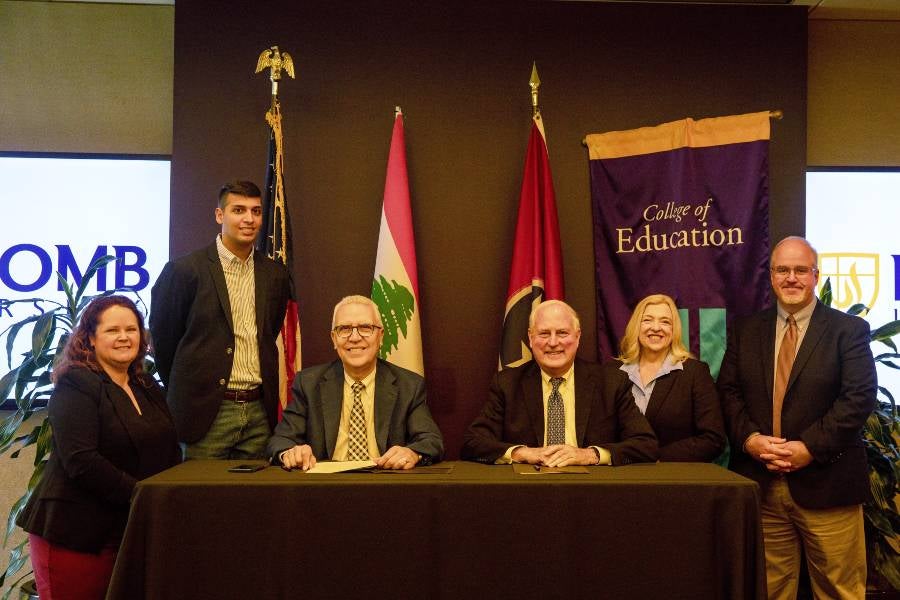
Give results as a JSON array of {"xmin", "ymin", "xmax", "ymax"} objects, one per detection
[{"xmin": 761, "ymin": 477, "xmax": 866, "ymax": 600}]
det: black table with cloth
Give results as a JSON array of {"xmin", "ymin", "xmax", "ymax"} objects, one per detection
[{"xmin": 106, "ymin": 460, "xmax": 764, "ymax": 600}]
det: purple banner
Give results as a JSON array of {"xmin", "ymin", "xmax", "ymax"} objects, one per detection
[{"xmin": 587, "ymin": 113, "xmax": 771, "ymax": 372}]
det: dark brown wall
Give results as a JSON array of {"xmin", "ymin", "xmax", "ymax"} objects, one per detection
[{"xmin": 173, "ymin": 0, "xmax": 807, "ymax": 457}]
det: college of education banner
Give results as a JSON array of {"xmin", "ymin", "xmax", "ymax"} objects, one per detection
[{"xmin": 586, "ymin": 112, "xmax": 772, "ymax": 375}]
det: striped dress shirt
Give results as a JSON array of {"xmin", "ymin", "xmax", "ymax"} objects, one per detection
[{"xmin": 215, "ymin": 235, "xmax": 262, "ymax": 390}]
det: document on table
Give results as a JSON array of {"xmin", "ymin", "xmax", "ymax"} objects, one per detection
[
  {"xmin": 513, "ymin": 464, "xmax": 590, "ymax": 475},
  {"xmin": 373, "ymin": 465, "xmax": 455, "ymax": 474},
  {"xmin": 306, "ymin": 460, "xmax": 376, "ymax": 474}
]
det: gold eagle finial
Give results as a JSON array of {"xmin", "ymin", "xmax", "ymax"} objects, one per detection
[{"xmin": 256, "ymin": 46, "xmax": 295, "ymax": 85}]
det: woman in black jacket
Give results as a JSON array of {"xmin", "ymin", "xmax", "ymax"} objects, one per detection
[
  {"xmin": 17, "ymin": 295, "xmax": 180, "ymax": 600},
  {"xmin": 608, "ymin": 293, "xmax": 726, "ymax": 462}
]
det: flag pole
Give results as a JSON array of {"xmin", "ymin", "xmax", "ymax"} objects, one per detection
[
  {"xmin": 254, "ymin": 45, "xmax": 302, "ymax": 416},
  {"xmin": 529, "ymin": 62, "xmax": 540, "ymax": 117}
]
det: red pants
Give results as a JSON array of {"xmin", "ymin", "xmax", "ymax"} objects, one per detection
[{"xmin": 28, "ymin": 534, "xmax": 117, "ymax": 600}]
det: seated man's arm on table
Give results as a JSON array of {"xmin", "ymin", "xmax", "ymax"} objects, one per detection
[
  {"xmin": 375, "ymin": 375, "xmax": 444, "ymax": 469},
  {"xmin": 460, "ymin": 373, "xmax": 525, "ymax": 463},
  {"xmin": 516, "ymin": 444, "xmax": 606, "ymax": 467},
  {"xmin": 267, "ymin": 374, "xmax": 317, "ymax": 471}
]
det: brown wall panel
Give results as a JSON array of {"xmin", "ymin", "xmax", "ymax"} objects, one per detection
[{"xmin": 173, "ymin": 0, "xmax": 807, "ymax": 457}]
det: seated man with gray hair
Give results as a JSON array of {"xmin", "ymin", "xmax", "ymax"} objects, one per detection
[
  {"xmin": 267, "ymin": 295, "xmax": 444, "ymax": 470},
  {"xmin": 462, "ymin": 299, "xmax": 658, "ymax": 466}
]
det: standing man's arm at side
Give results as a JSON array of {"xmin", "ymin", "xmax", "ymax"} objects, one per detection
[
  {"xmin": 799, "ymin": 316, "xmax": 876, "ymax": 464},
  {"xmin": 717, "ymin": 321, "xmax": 755, "ymax": 447},
  {"xmin": 149, "ymin": 260, "xmax": 195, "ymax": 385}
]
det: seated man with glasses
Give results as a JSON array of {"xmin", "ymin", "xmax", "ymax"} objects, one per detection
[
  {"xmin": 267, "ymin": 295, "xmax": 444, "ymax": 470},
  {"xmin": 461, "ymin": 300, "xmax": 658, "ymax": 466}
]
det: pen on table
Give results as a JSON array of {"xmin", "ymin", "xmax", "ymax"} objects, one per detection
[{"xmin": 534, "ymin": 465, "xmax": 541, "ymax": 472}]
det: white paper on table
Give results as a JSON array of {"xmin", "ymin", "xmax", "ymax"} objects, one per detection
[{"xmin": 305, "ymin": 460, "xmax": 376, "ymax": 474}]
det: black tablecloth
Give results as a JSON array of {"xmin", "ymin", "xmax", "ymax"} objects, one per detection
[{"xmin": 106, "ymin": 460, "xmax": 764, "ymax": 600}]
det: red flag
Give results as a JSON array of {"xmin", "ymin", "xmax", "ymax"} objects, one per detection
[
  {"xmin": 499, "ymin": 113, "xmax": 565, "ymax": 369},
  {"xmin": 257, "ymin": 97, "xmax": 301, "ymax": 417}
]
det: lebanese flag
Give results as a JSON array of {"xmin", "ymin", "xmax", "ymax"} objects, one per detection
[
  {"xmin": 371, "ymin": 110, "xmax": 424, "ymax": 375},
  {"xmin": 499, "ymin": 113, "xmax": 565, "ymax": 369}
]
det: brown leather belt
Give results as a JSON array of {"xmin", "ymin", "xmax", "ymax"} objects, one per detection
[{"xmin": 224, "ymin": 387, "xmax": 262, "ymax": 402}]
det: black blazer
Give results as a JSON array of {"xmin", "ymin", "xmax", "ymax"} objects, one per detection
[
  {"xmin": 718, "ymin": 301, "xmax": 876, "ymax": 509},
  {"xmin": 460, "ymin": 358, "xmax": 658, "ymax": 465},
  {"xmin": 17, "ymin": 367, "xmax": 180, "ymax": 553},
  {"xmin": 150, "ymin": 242, "xmax": 291, "ymax": 442},
  {"xmin": 607, "ymin": 358, "xmax": 726, "ymax": 462},
  {"xmin": 267, "ymin": 359, "xmax": 444, "ymax": 463}
]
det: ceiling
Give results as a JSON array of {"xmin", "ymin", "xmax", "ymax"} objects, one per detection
[
  {"xmin": 797, "ymin": 0, "xmax": 900, "ymax": 20},
  {"xmin": 36, "ymin": 0, "xmax": 900, "ymax": 21}
]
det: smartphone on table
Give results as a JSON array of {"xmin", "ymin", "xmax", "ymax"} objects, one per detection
[{"xmin": 227, "ymin": 464, "xmax": 266, "ymax": 473}]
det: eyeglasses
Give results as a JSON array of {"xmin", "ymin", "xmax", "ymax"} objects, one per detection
[
  {"xmin": 333, "ymin": 324, "xmax": 382, "ymax": 339},
  {"xmin": 770, "ymin": 265, "xmax": 817, "ymax": 278},
  {"xmin": 533, "ymin": 330, "xmax": 573, "ymax": 341}
]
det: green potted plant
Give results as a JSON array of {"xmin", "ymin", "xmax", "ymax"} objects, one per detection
[
  {"xmin": 0, "ymin": 256, "xmax": 148, "ymax": 599},
  {"xmin": 820, "ymin": 278, "xmax": 900, "ymax": 593}
]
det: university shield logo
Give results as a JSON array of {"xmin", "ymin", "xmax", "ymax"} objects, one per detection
[{"xmin": 818, "ymin": 253, "xmax": 880, "ymax": 310}]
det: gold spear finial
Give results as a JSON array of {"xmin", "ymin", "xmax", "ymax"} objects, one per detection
[
  {"xmin": 529, "ymin": 61, "xmax": 541, "ymax": 116},
  {"xmin": 255, "ymin": 46, "xmax": 295, "ymax": 98}
]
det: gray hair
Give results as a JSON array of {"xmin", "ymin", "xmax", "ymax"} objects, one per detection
[
  {"xmin": 331, "ymin": 295, "xmax": 383, "ymax": 329},
  {"xmin": 528, "ymin": 299, "xmax": 581, "ymax": 332}
]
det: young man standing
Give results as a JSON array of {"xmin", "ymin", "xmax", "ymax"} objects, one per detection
[{"xmin": 151, "ymin": 180, "xmax": 291, "ymax": 459}]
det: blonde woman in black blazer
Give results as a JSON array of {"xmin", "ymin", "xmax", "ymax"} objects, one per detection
[
  {"xmin": 607, "ymin": 294, "xmax": 726, "ymax": 462},
  {"xmin": 17, "ymin": 295, "xmax": 180, "ymax": 600}
]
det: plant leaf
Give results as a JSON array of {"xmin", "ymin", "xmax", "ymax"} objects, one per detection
[
  {"xmin": 0, "ymin": 539, "xmax": 30, "ymax": 592},
  {"xmin": 9, "ymin": 425, "xmax": 41, "ymax": 459},
  {"xmin": 30, "ymin": 311, "xmax": 56, "ymax": 360},
  {"xmin": 0, "ymin": 408, "xmax": 25, "ymax": 455},
  {"xmin": 0, "ymin": 367, "xmax": 19, "ymax": 407},
  {"xmin": 71, "ymin": 255, "xmax": 117, "ymax": 310},
  {"xmin": 818, "ymin": 278, "xmax": 833, "ymax": 306},
  {"xmin": 871, "ymin": 320, "xmax": 900, "ymax": 342},
  {"xmin": 4, "ymin": 492, "xmax": 28, "ymax": 547},
  {"xmin": 55, "ymin": 272, "xmax": 76, "ymax": 317},
  {"xmin": 34, "ymin": 419, "xmax": 52, "ymax": 466},
  {"xmin": 847, "ymin": 303, "xmax": 869, "ymax": 316},
  {"xmin": 3, "ymin": 314, "xmax": 40, "ymax": 370}
]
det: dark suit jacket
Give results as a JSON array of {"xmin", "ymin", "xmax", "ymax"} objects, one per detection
[
  {"xmin": 17, "ymin": 367, "xmax": 180, "ymax": 553},
  {"xmin": 460, "ymin": 359, "xmax": 658, "ymax": 465},
  {"xmin": 150, "ymin": 242, "xmax": 291, "ymax": 443},
  {"xmin": 607, "ymin": 358, "xmax": 726, "ymax": 462},
  {"xmin": 718, "ymin": 301, "xmax": 876, "ymax": 509},
  {"xmin": 266, "ymin": 359, "xmax": 444, "ymax": 464}
]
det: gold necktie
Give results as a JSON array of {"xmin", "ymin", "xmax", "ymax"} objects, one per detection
[{"xmin": 772, "ymin": 315, "xmax": 797, "ymax": 437}]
